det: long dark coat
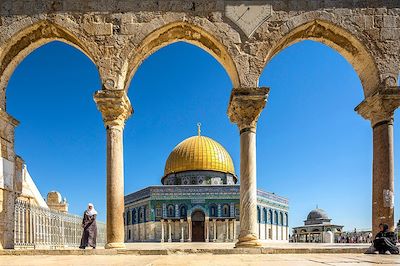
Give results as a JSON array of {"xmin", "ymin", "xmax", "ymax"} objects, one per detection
[
  {"xmin": 373, "ymin": 224, "xmax": 399, "ymax": 254},
  {"xmin": 79, "ymin": 211, "xmax": 97, "ymax": 248},
  {"xmin": 373, "ymin": 231, "xmax": 399, "ymax": 254}
]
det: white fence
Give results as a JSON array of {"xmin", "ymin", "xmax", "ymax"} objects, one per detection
[{"xmin": 14, "ymin": 199, "xmax": 106, "ymax": 249}]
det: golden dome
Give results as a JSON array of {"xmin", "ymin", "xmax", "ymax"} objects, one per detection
[{"xmin": 163, "ymin": 135, "xmax": 235, "ymax": 177}]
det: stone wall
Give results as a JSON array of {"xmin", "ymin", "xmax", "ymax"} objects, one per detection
[{"xmin": 0, "ymin": 1, "xmax": 397, "ymax": 102}]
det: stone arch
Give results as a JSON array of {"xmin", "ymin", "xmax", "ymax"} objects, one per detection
[
  {"xmin": 139, "ymin": 206, "xmax": 146, "ymax": 222},
  {"xmin": 208, "ymin": 204, "xmax": 217, "ymax": 217},
  {"xmin": 269, "ymin": 209, "xmax": 273, "ymax": 224},
  {"xmin": 285, "ymin": 212, "xmax": 288, "ymax": 226},
  {"xmin": 123, "ymin": 21, "xmax": 240, "ymax": 91},
  {"xmin": 179, "ymin": 204, "xmax": 187, "ymax": 218},
  {"xmin": 263, "ymin": 208, "xmax": 268, "ymax": 223},
  {"xmin": 222, "ymin": 203, "xmax": 230, "ymax": 217},
  {"xmin": 0, "ymin": 20, "xmax": 97, "ymax": 110},
  {"xmin": 261, "ymin": 19, "xmax": 380, "ymax": 97},
  {"xmin": 167, "ymin": 204, "xmax": 175, "ymax": 217},
  {"xmin": 188, "ymin": 205, "xmax": 208, "ymax": 219},
  {"xmin": 132, "ymin": 209, "xmax": 137, "ymax": 224}
]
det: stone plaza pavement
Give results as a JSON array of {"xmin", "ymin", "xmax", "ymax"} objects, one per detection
[
  {"xmin": 0, "ymin": 254, "xmax": 400, "ymax": 266},
  {"xmin": 1, "ymin": 243, "xmax": 400, "ymax": 265},
  {"xmin": 0, "ymin": 243, "xmax": 374, "ymax": 255}
]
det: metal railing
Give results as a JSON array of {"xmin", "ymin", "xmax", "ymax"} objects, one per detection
[{"xmin": 14, "ymin": 199, "xmax": 106, "ymax": 249}]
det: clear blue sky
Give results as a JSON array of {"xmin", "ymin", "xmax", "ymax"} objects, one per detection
[{"xmin": 7, "ymin": 40, "xmax": 400, "ymax": 231}]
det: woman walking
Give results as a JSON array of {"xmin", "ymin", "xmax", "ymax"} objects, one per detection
[{"xmin": 79, "ymin": 203, "xmax": 97, "ymax": 249}]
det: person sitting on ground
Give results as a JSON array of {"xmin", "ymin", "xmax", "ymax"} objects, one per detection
[{"xmin": 365, "ymin": 223, "xmax": 399, "ymax": 255}]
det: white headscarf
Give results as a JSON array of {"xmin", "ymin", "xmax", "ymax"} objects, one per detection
[{"xmin": 87, "ymin": 203, "xmax": 98, "ymax": 216}]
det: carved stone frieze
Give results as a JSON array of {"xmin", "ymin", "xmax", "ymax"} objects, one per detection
[
  {"xmin": 227, "ymin": 87, "xmax": 269, "ymax": 132},
  {"xmin": 93, "ymin": 90, "xmax": 133, "ymax": 128},
  {"xmin": 355, "ymin": 88, "xmax": 400, "ymax": 127}
]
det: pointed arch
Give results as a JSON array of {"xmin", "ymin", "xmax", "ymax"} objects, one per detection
[
  {"xmin": 188, "ymin": 205, "xmax": 208, "ymax": 218},
  {"xmin": 0, "ymin": 20, "xmax": 97, "ymax": 109},
  {"xmin": 123, "ymin": 21, "xmax": 240, "ymax": 91},
  {"xmin": 263, "ymin": 19, "xmax": 380, "ymax": 97}
]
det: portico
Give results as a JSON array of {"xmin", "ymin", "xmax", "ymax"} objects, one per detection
[{"xmin": 0, "ymin": 0, "xmax": 398, "ymax": 250}]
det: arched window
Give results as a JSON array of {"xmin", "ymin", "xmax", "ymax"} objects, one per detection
[
  {"xmin": 280, "ymin": 212, "xmax": 284, "ymax": 226},
  {"xmin": 127, "ymin": 210, "xmax": 132, "ymax": 225},
  {"xmin": 257, "ymin": 206, "xmax": 261, "ymax": 223},
  {"xmin": 139, "ymin": 207, "xmax": 145, "ymax": 223},
  {"xmin": 269, "ymin": 209, "xmax": 273, "ymax": 224},
  {"xmin": 275, "ymin": 211, "xmax": 278, "ymax": 225},
  {"xmin": 132, "ymin": 209, "xmax": 137, "ymax": 224},
  {"xmin": 209, "ymin": 205, "xmax": 216, "ymax": 217},
  {"xmin": 180, "ymin": 205, "xmax": 187, "ymax": 218},
  {"xmin": 223, "ymin": 204, "xmax": 230, "ymax": 217},
  {"xmin": 285, "ymin": 213, "xmax": 288, "ymax": 226},
  {"xmin": 167, "ymin": 205, "xmax": 175, "ymax": 217},
  {"xmin": 263, "ymin": 208, "xmax": 268, "ymax": 223}
]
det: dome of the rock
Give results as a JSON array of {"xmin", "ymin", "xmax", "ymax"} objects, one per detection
[{"xmin": 163, "ymin": 135, "xmax": 235, "ymax": 178}]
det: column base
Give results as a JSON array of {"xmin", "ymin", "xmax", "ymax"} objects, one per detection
[
  {"xmin": 105, "ymin": 242, "xmax": 126, "ymax": 249},
  {"xmin": 161, "ymin": 239, "xmax": 164, "ymax": 243},
  {"xmin": 180, "ymin": 239, "xmax": 184, "ymax": 242},
  {"xmin": 235, "ymin": 234, "xmax": 262, "ymax": 248}
]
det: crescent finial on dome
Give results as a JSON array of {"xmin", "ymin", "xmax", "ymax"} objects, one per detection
[{"xmin": 197, "ymin": 122, "xmax": 201, "ymax": 136}]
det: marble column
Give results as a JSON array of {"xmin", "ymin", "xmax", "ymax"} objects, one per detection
[
  {"xmin": 168, "ymin": 220, "xmax": 172, "ymax": 242},
  {"xmin": 229, "ymin": 220, "xmax": 233, "ymax": 240},
  {"xmin": 205, "ymin": 217, "xmax": 209, "ymax": 242},
  {"xmin": 160, "ymin": 219, "xmax": 164, "ymax": 243},
  {"xmin": 233, "ymin": 219, "xmax": 236, "ymax": 240},
  {"xmin": 355, "ymin": 90, "xmax": 400, "ymax": 235},
  {"xmin": 94, "ymin": 90, "xmax": 132, "ymax": 249},
  {"xmin": 187, "ymin": 218, "xmax": 192, "ymax": 242},
  {"xmin": 225, "ymin": 219, "xmax": 229, "ymax": 242},
  {"xmin": 213, "ymin": 219, "xmax": 217, "ymax": 242},
  {"xmin": 265, "ymin": 222, "xmax": 268, "ymax": 240},
  {"xmin": 180, "ymin": 219, "xmax": 184, "ymax": 242},
  {"xmin": 228, "ymin": 87, "xmax": 269, "ymax": 248}
]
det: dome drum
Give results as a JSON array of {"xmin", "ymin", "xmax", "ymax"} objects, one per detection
[{"xmin": 162, "ymin": 170, "xmax": 236, "ymax": 185}]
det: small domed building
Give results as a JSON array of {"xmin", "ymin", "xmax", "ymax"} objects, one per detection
[
  {"xmin": 46, "ymin": 191, "xmax": 68, "ymax": 213},
  {"xmin": 292, "ymin": 208, "xmax": 343, "ymax": 243},
  {"xmin": 124, "ymin": 129, "xmax": 289, "ymax": 242}
]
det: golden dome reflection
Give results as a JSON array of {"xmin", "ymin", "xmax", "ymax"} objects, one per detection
[{"xmin": 163, "ymin": 127, "xmax": 236, "ymax": 178}]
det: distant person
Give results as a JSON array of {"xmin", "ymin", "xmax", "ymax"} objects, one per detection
[
  {"xmin": 365, "ymin": 223, "xmax": 399, "ymax": 255},
  {"xmin": 79, "ymin": 203, "xmax": 98, "ymax": 249}
]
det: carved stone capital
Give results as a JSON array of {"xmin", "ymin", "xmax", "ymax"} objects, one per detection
[
  {"xmin": 94, "ymin": 90, "xmax": 133, "ymax": 128},
  {"xmin": 227, "ymin": 87, "xmax": 270, "ymax": 132},
  {"xmin": 355, "ymin": 88, "xmax": 400, "ymax": 127}
]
